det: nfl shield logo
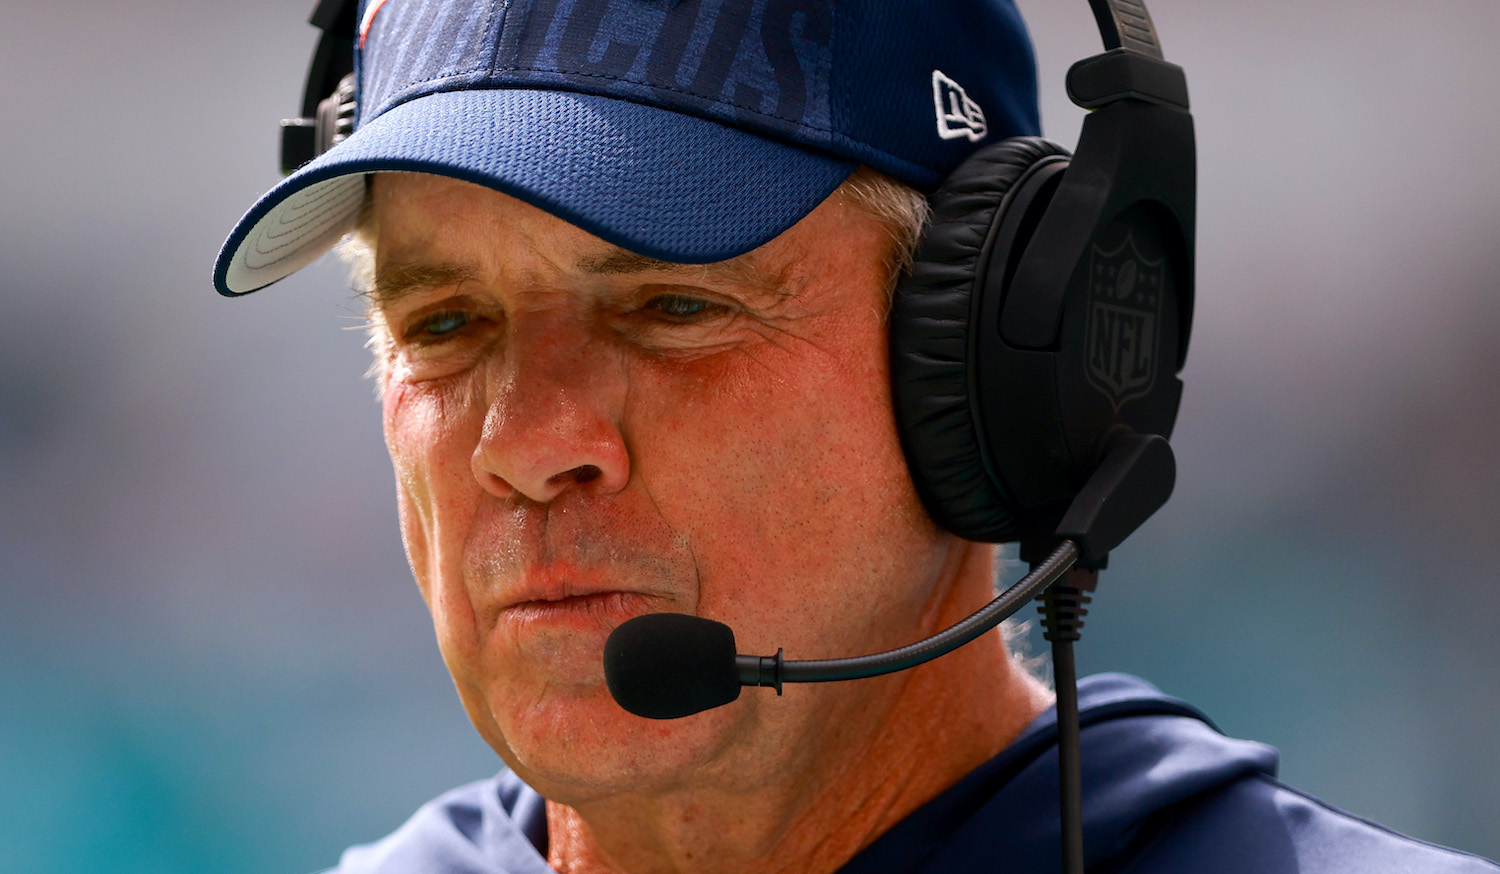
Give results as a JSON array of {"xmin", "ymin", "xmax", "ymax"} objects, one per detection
[{"xmin": 1085, "ymin": 234, "xmax": 1163, "ymax": 412}]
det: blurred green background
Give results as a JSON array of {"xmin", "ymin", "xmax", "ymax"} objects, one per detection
[{"xmin": 2, "ymin": 1, "xmax": 1498, "ymax": 871}]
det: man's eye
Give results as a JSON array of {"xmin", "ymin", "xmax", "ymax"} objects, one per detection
[
  {"xmin": 646, "ymin": 295, "xmax": 724, "ymax": 321},
  {"xmin": 413, "ymin": 310, "xmax": 472, "ymax": 339}
]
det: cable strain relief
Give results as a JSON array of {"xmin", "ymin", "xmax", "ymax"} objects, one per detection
[{"xmin": 1038, "ymin": 568, "xmax": 1099, "ymax": 642}]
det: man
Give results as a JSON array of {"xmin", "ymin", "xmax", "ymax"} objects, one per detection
[{"xmin": 216, "ymin": 1, "xmax": 1499, "ymax": 872}]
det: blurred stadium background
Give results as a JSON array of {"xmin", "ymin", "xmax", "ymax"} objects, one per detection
[{"xmin": 2, "ymin": 1, "xmax": 1497, "ymax": 871}]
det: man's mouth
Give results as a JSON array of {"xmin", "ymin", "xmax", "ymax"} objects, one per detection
[{"xmin": 499, "ymin": 588, "xmax": 661, "ymax": 630}]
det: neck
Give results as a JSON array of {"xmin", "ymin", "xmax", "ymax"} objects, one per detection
[{"xmin": 544, "ymin": 543, "xmax": 1054, "ymax": 874}]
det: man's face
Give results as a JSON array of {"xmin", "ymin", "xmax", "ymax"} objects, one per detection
[{"xmin": 370, "ymin": 172, "xmax": 959, "ymax": 803}]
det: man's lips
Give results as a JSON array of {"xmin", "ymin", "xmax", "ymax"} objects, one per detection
[
  {"xmin": 497, "ymin": 592, "xmax": 662, "ymax": 641},
  {"xmin": 474, "ymin": 552, "xmax": 686, "ymax": 632},
  {"xmin": 498, "ymin": 567, "xmax": 653, "ymax": 610},
  {"xmin": 505, "ymin": 590, "xmax": 637, "ymax": 611},
  {"xmin": 485, "ymin": 587, "xmax": 667, "ymax": 683},
  {"xmin": 497, "ymin": 575, "xmax": 666, "ymax": 626}
]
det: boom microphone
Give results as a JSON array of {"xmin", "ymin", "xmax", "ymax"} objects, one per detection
[
  {"xmin": 603, "ymin": 540, "xmax": 1080, "ymax": 719},
  {"xmin": 603, "ymin": 612, "xmax": 743, "ymax": 719}
]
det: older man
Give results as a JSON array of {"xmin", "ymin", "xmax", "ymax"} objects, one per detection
[{"xmin": 217, "ymin": 1, "xmax": 1499, "ymax": 872}]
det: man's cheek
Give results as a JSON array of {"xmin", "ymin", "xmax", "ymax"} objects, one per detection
[
  {"xmin": 394, "ymin": 480, "xmax": 485, "ymax": 710},
  {"xmin": 385, "ymin": 417, "xmax": 451, "ymax": 608},
  {"xmin": 394, "ymin": 488, "xmax": 437, "ymax": 606}
]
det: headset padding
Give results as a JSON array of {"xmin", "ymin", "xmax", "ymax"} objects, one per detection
[{"xmin": 891, "ymin": 136, "xmax": 1071, "ymax": 541}]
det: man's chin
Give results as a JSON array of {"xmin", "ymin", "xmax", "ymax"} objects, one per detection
[{"xmin": 484, "ymin": 678, "xmax": 754, "ymax": 801}]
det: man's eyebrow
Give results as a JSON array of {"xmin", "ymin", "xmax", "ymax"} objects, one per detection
[
  {"xmin": 369, "ymin": 247, "xmax": 787, "ymax": 306},
  {"xmin": 369, "ymin": 262, "xmax": 481, "ymax": 307}
]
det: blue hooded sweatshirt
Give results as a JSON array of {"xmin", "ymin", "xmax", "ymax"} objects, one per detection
[{"xmin": 328, "ymin": 674, "xmax": 1498, "ymax": 873}]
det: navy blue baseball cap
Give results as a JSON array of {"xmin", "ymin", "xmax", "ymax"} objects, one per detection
[{"xmin": 215, "ymin": 0, "xmax": 1039, "ymax": 296}]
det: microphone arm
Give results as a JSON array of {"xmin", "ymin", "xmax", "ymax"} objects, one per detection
[
  {"xmin": 605, "ymin": 431, "xmax": 1173, "ymax": 719},
  {"xmin": 736, "ymin": 539, "xmax": 1080, "ymax": 693}
]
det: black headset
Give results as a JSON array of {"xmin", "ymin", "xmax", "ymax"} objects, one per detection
[
  {"xmin": 891, "ymin": 3, "xmax": 1194, "ymax": 566},
  {"xmin": 281, "ymin": 0, "xmax": 1195, "ymax": 569}
]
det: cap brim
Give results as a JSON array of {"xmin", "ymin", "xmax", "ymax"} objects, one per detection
[{"xmin": 215, "ymin": 89, "xmax": 856, "ymax": 296}]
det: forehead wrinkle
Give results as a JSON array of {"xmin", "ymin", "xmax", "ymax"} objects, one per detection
[
  {"xmin": 575, "ymin": 244, "xmax": 791, "ymax": 300},
  {"xmin": 575, "ymin": 248, "xmax": 689, "ymax": 276}
]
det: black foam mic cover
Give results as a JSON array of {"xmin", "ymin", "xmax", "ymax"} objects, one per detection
[{"xmin": 604, "ymin": 613, "xmax": 742, "ymax": 719}]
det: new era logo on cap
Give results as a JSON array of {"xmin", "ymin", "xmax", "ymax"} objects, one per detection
[{"xmin": 932, "ymin": 70, "xmax": 987, "ymax": 142}]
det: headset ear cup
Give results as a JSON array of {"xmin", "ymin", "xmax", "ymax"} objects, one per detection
[{"xmin": 891, "ymin": 136, "xmax": 1072, "ymax": 542}]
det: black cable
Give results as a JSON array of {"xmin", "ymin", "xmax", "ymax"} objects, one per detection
[
  {"xmin": 1039, "ymin": 567, "xmax": 1098, "ymax": 874},
  {"xmin": 736, "ymin": 540, "xmax": 1081, "ymax": 688}
]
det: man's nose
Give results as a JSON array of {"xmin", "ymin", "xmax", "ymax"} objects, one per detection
[{"xmin": 470, "ymin": 322, "xmax": 630, "ymax": 504}]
